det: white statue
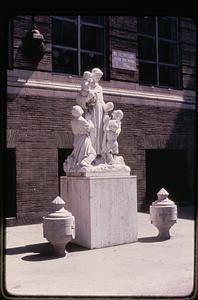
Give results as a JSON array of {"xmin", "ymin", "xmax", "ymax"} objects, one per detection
[
  {"xmin": 64, "ymin": 69, "xmax": 130, "ymax": 174},
  {"xmin": 63, "ymin": 105, "xmax": 96, "ymax": 172},
  {"xmin": 76, "ymin": 68, "xmax": 114, "ymax": 157}
]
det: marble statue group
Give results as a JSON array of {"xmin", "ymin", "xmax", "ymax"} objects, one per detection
[{"xmin": 63, "ymin": 68, "xmax": 130, "ymax": 174}]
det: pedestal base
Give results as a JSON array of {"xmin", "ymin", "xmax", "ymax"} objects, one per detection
[
  {"xmin": 60, "ymin": 175, "xmax": 137, "ymax": 249},
  {"xmin": 52, "ymin": 243, "xmax": 67, "ymax": 257}
]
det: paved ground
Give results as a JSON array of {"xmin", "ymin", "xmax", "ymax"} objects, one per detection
[{"xmin": 3, "ymin": 206, "xmax": 196, "ymax": 298}]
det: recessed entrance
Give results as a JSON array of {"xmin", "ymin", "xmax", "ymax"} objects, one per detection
[
  {"xmin": 58, "ymin": 148, "xmax": 73, "ymax": 193},
  {"xmin": 146, "ymin": 149, "xmax": 189, "ymax": 206}
]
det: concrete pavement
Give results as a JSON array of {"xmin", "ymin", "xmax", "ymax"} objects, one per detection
[{"xmin": 3, "ymin": 207, "xmax": 196, "ymax": 298}]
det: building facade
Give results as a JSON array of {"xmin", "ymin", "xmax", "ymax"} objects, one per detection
[{"xmin": 6, "ymin": 16, "xmax": 196, "ymax": 225}]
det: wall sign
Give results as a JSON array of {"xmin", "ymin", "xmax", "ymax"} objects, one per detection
[{"xmin": 112, "ymin": 50, "xmax": 137, "ymax": 71}]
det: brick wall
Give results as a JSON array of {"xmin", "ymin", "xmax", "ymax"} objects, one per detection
[
  {"xmin": 7, "ymin": 94, "xmax": 74, "ymax": 224},
  {"xmin": 115, "ymin": 102, "xmax": 195, "ymax": 207},
  {"xmin": 6, "ymin": 93, "xmax": 195, "ymax": 224},
  {"xmin": 10, "ymin": 15, "xmax": 196, "ymax": 89},
  {"xmin": 108, "ymin": 16, "xmax": 196, "ymax": 89},
  {"xmin": 108, "ymin": 16, "xmax": 138, "ymax": 82},
  {"xmin": 6, "ymin": 15, "xmax": 196, "ymax": 225},
  {"xmin": 180, "ymin": 18, "xmax": 196, "ymax": 90}
]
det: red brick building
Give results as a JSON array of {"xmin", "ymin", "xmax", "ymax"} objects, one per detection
[{"xmin": 6, "ymin": 16, "xmax": 196, "ymax": 225}]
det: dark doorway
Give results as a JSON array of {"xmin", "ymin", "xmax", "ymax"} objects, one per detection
[
  {"xmin": 146, "ymin": 149, "xmax": 189, "ymax": 206},
  {"xmin": 5, "ymin": 148, "xmax": 16, "ymax": 217},
  {"xmin": 58, "ymin": 148, "xmax": 73, "ymax": 193}
]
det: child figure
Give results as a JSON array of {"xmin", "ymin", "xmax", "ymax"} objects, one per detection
[
  {"xmin": 80, "ymin": 71, "xmax": 93, "ymax": 97},
  {"xmin": 106, "ymin": 120, "xmax": 120, "ymax": 163},
  {"xmin": 77, "ymin": 70, "xmax": 96, "ymax": 110},
  {"xmin": 102, "ymin": 109, "xmax": 124, "ymax": 164},
  {"xmin": 112, "ymin": 109, "xmax": 124, "ymax": 134},
  {"xmin": 76, "ymin": 71, "xmax": 95, "ymax": 110}
]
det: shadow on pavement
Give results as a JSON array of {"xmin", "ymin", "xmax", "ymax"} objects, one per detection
[
  {"xmin": 5, "ymin": 242, "xmax": 88, "ymax": 262},
  {"xmin": 22, "ymin": 253, "xmax": 64, "ymax": 261},
  {"xmin": 138, "ymin": 236, "xmax": 170, "ymax": 243},
  {"xmin": 6, "ymin": 242, "xmax": 53, "ymax": 255}
]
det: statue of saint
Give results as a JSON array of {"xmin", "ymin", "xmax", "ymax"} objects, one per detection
[
  {"xmin": 77, "ymin": 68, "xmax": 114, "ymax": 157},
  {"xmin": 64, "ymin": 69, "xmax": 130, "ymax": 174}
]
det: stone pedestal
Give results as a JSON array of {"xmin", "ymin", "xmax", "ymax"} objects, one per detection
[{"xmin": 60, "ymin": 174, "xmax": 137, "ymax": 249}]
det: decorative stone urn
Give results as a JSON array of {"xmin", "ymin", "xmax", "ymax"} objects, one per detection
[
  {"xmin": 43, "ymin": 196, "xmax": 75, "ymax": 256},
  {"xmin": 149, "ymin": 188, "xmax": 177, "ymax": 239}
]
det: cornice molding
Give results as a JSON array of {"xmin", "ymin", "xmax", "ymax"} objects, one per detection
[{"xmin": 7, "ymin": 71, "xmax": 195, "ymax": 109}]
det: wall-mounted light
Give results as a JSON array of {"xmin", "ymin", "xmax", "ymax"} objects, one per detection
[{"xmin": 22, "ymin": 16, "xmax": 45, "ymax": 63}]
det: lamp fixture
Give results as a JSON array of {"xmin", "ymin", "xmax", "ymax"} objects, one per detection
[{"xmin": 22, "ymin": 16, "xmax": 45, "ymax": 63}]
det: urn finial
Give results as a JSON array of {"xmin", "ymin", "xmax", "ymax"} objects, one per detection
[
  {"xmin": 49, "ymin": 196, "xmax": 72, "ymax": 217},
  {"xmin": 152, "ymin": 188, "xmax": 175, "ymax": 206}
]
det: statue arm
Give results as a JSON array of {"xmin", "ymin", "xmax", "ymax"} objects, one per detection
[
  {"xmin": 76, "ymin": 93, "xmax": 88, "ymax": 110},
  {"xmin": 103, "ymin": 114, "xmax": 110, "ymax": 131},
  {"xmin": 87, "ymin": 119, "xmax": 94, "ymax": 130},
  {"xmin": 86, "ymin": 90, "xmax": 97, "ymax": 107},
  {"xmin": 81, "ymin": 118, "xmax": 94, "ymax": 134},
  {"xmin": 104, "ymin": 102, "xmax": 114, "ymax": 113}
]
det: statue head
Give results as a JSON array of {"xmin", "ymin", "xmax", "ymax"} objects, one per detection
[
  {"xmin": 72, "ymin": 105, "xmax": 84, "ymax": 118},
  {"xmin": 83, "ymin": 71, "xmax": 92, "ymax": 80},
  {"xmin": 112, "ymin": 109, "xmax": 124, "ymax": 121},
  {"xmin": 91, "ymin": 68, "xmax": 103, "ymax": 82}
]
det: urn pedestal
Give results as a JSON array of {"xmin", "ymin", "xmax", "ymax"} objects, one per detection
[
  {"xmin": 43, "ymin": 196, "xmax": 75, "ymax": 256},
  {"xmin": 150, "ymin": 188, "xmax": 177, "ymax": 239}
]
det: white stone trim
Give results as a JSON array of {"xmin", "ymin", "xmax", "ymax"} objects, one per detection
[
  {"xmin": 15, "ymin": 78, "xmax": 79, "ymax": 91},
  {"xmin": 7, "ymin": 69, "xmax": 196, "ymax": 109}
]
